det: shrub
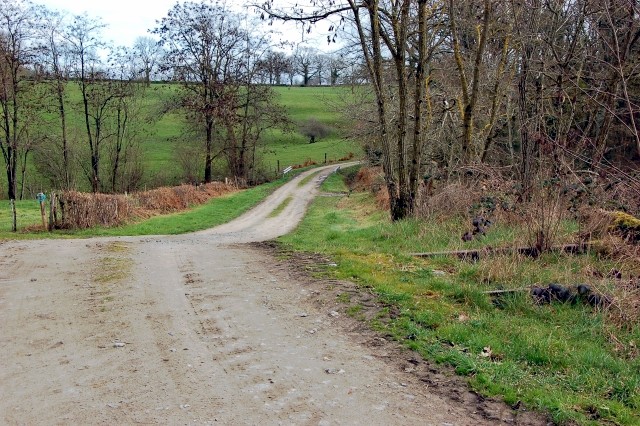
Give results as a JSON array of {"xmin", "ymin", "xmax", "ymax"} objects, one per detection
[
  {"xmin": 299, "ymin": 118, "xmax": 332, "ymax": 144},
  {"xmin": 57, "ymin": 182, "xmax": 239, "ymax": 229}
]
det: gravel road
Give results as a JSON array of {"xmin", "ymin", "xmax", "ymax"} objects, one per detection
[{"xmin": 0, "ymin": 164, "xmax": 545, "ymax": 425}]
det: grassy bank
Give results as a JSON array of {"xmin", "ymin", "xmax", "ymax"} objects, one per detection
[{"xmin": 278, "ymin": 167, "xmax": 640, "ymax": 425}]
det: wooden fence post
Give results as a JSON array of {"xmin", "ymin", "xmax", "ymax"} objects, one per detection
[
  {"xmin": 10, "ymin": 199, "xmax": 16, "ymax": 232},
  {"xmin": 48, "ymin": 192, "xmax": 56, "ymax": 231},
  {"xmin": 37, "ymin": 192, "xmax": 46, "ymax": 229}
]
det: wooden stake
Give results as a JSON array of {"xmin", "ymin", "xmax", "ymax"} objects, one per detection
[
  {"xmin": 10, "ymin": 199, "xmax": 16, "ymax": 232},
  {"xmin": 48, "ymin": 193, "xmax": 56, "ymax": 231},
  {"xmin": 40, "ymin": 201, "xmax": 46, "ymax": 229}
]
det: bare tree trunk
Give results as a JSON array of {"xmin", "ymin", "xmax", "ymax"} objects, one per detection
[
  {"xmin": 79, "ymin": 59, "xmax": 100, "ymax": 193},
  {"xmin": 204, "ymin": 117, "xmax": 214, "ymax": 183},
  {"xmin": 481, "ymin": 35, "xmax": 510, "ymax": 163},
  {"xmin": 408, "ymin": 0, "xmax": 430, "ymax": 215},
  {"xmin": 360, "ymin": 1, "xmax": 399, "ymax": 219},
  {"xmin": 225, "ymin": 120, "xmax": 239, "ymax": 177},
  {"xmin": 591, "ymin": 84, "xmax": 617, "ymax": 166},
  {"xmin": 52, "ymin": 49, "xmax": 72, "ymax": 190},
  {"xmin": 111, "ymin": 105, "xmax": 126, "ymax": 192},
  {"xmin": 392, "ymin": 1, "xmax": 411, "ymax": 220},
  {"xmin": 10, "ymin": 199, "xmax": 17, "ymax": 232},
  {"xmin": 19, "ymin": 148, "xmax": 30, "ymax": 200},
  {"xmin": 450, "ymin": 0, "xmax": 491, "ymax": 164},
  {"xmin": 518, "ymin": 51, "xmax": 534, "ymax": 200}
]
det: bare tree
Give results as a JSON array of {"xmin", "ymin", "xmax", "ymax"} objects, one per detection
[
  {"xmin": 37, "ymin": 7, "xmax": 75, "ymax": 190},
  {"xmin": 257, "ymin": 50, "xmax": 289, "ymax": 85},
  {"xmin": 448, "ymin": 0, "xmax": 491, "ymax": 163},
  {"xmin": 261, "ymin": 0, "xmax": 445, "ymax": 220},
  {"xmin": 292, "ymin": 46, "xmax": 319, "ymax": 86},
  {"xmin": 154, "ymin": 1, "xmax": 247, "ymax": 183},
  {"xmin": 314, "ymin": 53, "xmax": 330, "ymax": 85},
  {"xmin": 132, "ymin": 36, "xmax": 161, "ymax": 86},
  {"xmin": 327, "ymin": 53, "xmax": 347, "ymax": 85},
  {"xmin": 587, "ymin": 0, "xmax": 640, "ymax": 161},
  {"xmin": 0, "ymin": 0, "xmax": 41, "ymax": 230},
  {"xmin": 65, "ymin": 13, "xmax": 108, "ymax": 192},
  {"xmin": 105, "ymin": 47, "xmax": 146, "ymax": 192},
  {"xmin": 283, "ymin": 54, "xmax": 296, "ymax": 85},
  {"xmin": 226, "ymin": 28, "xmax": 291, "ymax": 181}
]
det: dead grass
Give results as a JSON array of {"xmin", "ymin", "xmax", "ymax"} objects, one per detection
[
  {"xmin": 57, "ymin": 182, "xmax": 239, "ymax": 230},
  {"xmin": 338, "ymin": 152, "xmax": 355, "ymax": 162},
  {"xmin": 59, "ymin": 191, "xmax": 133, "ymax": 229},
  {"xmin": 375, "ymin": 187, "xmax": 390, "ymax": 211},
  {"xmin": 349, "ymin": 167, "xmax": 640, "ymax": 328},
  {"xmin": 350, "ymin": 166, "xmax": 389, "ymax": 210},
  {"xmin": 292, "ymin": 159, "xmax": 318, "ymax": 169},
  {"xmin": 417, "ymin": 183, "xmax": 478, "ymax": 220},
  {"xmin": 352, "ymin": 166, "xmax": 384, "ymax": 191},
  {"xmin": 135, "ymin": 182, "xmax": 237, "ymax": 213}
]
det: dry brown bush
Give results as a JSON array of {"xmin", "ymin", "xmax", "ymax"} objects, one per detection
[
  {"xmin": 349, "ymin": 166, "xmax": 389, "ymax": 210},
  {"xmin": 58, "ymin": 182, "xmax": 238, "ymax": 229},
  {"xmin": 417, "ymin": 183, "xmax": 478, "ymax": 221},
  {"xmin": 577, "ymin": 207, "xmax": 613, "ymax": 240},
  {"xmin": 338, "ymin": 152, "xmax": 355, "ymax": 162},
  {"xmin": 610, "ymin": 278, "xmax": 640, "ymax": 328},
  {"xmin": 597, "ymin": 175, "xmax": 640, "ymax": 216},
  {"xmin": 60, "ymin": 191, "xmax": 133, "ymax": 229},
  {"xmin": 590, "ymin": 234, "xmax": 640, "ymax": 265},
  {"xmin": 352, "ymin": 166, "xmax": 384, "ymax": 192},
  {"xmin": 375, "ymin": 187, "xmax": 390, "ymax": 211},
  {"xmin": 292, "ymin": 159, "xmax": 318, "ymax": 169}
]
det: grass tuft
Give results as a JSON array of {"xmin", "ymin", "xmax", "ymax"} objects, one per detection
[{"xmin": 268, "ymin": 196, "xmax": 293, "ymax": 218}]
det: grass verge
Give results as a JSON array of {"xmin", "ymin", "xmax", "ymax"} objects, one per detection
[
  {"xmin": 278, "ymin": 166, "xmax": 640, "ymax": 426},
  {"xmin": 0, "ymin": 173, "xmax": 300, "ymax": 239}
]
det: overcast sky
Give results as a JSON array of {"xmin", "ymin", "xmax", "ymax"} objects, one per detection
[{"xmin": 36, "ymin": 0, "xmax": 335, "ymax": 51}]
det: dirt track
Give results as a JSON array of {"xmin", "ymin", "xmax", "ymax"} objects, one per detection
[{"xmin": 0, "ymin": 165, "xmax": 546, "ymax": 425}]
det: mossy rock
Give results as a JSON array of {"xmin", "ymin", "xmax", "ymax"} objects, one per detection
[{"xmin": 610, "ymin": 211, "xmax": 640, "ymax": 242}]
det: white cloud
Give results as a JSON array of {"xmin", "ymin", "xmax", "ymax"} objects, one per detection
[{"xmin": 37, "ymin": 0, "xmax": 184, "ymax": 47}]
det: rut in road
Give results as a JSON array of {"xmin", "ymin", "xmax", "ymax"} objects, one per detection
[{"xmin": 0, "ymin": 164, "xmax": 545, "ymax": 425}]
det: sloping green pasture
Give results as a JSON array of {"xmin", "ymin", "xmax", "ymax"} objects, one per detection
[{"xmin": 1, "ymin": 83, "xmax": 360, "ymax": 195}]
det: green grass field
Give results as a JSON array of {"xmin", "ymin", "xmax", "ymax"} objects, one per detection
[
  {"xmin": 121, "ymin": 84, "xmax": 359, "ymax": 182},
  {"xmin": 249, "ymin": 86, "xmax": 358, "ymax": 173},
  {"xmin": 2, "ymin": 84, "xmax": 360, "ymax": 196}
]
